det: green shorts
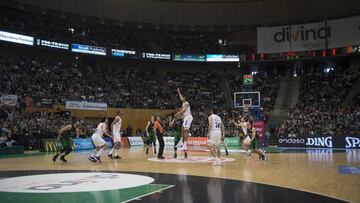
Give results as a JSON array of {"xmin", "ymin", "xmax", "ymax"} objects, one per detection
[
  {"xmin": 250, "ymin": 138, "xmax": 259, "ymax": 150},
  {"xmin": 147, "ymin": 133, "xmax": 156, "ymax": 143},
  {"xmin": 60, "ymin": 138, "xmax": 73, "ymax": 148},
  {"xmin": 174, "ymin": 131, "xmax": 181, "ymax": 143}
]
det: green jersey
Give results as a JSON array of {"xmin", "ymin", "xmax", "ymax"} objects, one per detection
[
  {"xmin": 248, "ymin": 127, "xmax": 259, "ymax": 149},
  {"xmin": 147, "ymin": 121, "xmax": 156, "ymax": 142},
  {"xmin": 172, "ymin": 120, "xmax": 182, "ymax": 143},
  {"xmin": 60, "ymin": 125, "xmax": 73, "ymax": 148}
]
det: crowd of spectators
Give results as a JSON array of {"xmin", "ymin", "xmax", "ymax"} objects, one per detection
[
  {"xmin": 1, "ymin": 104, "xmax": 66, "ymax": 148},
  {"xmin": 0, "ymin": 57, "xmax": 173, "ymax": 109},
  {"xmin": 0, "ymin": 6, "xmax": 252, "ymax": 54},
  {"xmin": 281, "ymin": 70, "xmax": 360, "ymax": 137},
  {"xmin": 0, "ymin": 54, "xmax": 270, "ymax": 139},
  {"xmin": 3, "ymin": 53, "xmax": 359, "ymax": 142}
]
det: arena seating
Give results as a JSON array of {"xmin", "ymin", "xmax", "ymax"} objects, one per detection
[
  {"xmin": 0, "ymin": 55, "xmax": 279, "ymax": 139},
  {"xmin": 0, "ymin": 6, "xmax": 252, "ymax": 54},
  {"xmin": 281, "ymin": 70, "xmax": 360, "ymax": 137},
  {"xmin": 1, "ymin": 5, "xmax": 359, "ymax": 142}
]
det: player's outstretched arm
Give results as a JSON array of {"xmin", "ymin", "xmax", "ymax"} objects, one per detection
[
  {"xmin": 145, "ymin": 121, "xmax": 150, "ymax": 136},
  {"xmin": 103, "ymin": 124, "xmax": 111, "ymax": 137},
  {"xmin": 177, "ymin": 88, "xmax": 185, "ymax": 102},
  {"xmin": 169, "ymin": 117, "xmax": 175, "ymax": 128}
]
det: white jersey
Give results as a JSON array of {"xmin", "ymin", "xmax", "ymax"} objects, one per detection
[
  {"xmin": 93, "ymin": 122, "xmax": 106, "ymax": 138},
  {"xmin": 241, "ymin": 122, "xmax": 248, "ymax": 135},
  {"xmin": 182, "ymin": 101, "xmax": 192, "ymax": 117},
  {"xmin": 113, "ymin": 116, "xmax": 122, "ymax": 133},
  {"xmin": 209, "ymin": 114, "xmax": 222, "ymax": 132}
]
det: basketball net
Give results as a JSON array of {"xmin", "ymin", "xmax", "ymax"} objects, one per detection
[{"xmin": 243, "ymin": 104, "xmax": 250, "ymax": 113}]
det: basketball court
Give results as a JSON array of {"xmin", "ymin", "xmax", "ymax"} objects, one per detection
[
  {"xmin": 0, "ymin": 1, "xmax": 359, "ymax": 203},
  {"xmin": 0, "ymin": 147, "xmax": 359, "ymax": 203}
]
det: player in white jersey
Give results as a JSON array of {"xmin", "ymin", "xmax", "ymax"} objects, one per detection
[
  {"xmin": 108, "ymin": 111, "xmax": 122, "ymax": 159},
  {"xmin": 207, "ymin": 110, "xmax": 225, "ymax": 166},
  {"xmin": 89, "ymin": 117, "xmax": 111, "ymax": 162},
  {"xmin": 175, "ymin": 88, "xmax": 193, "ymax": 152},
  {"xmin": 233, "ymin": 116, "xmax": 251, "ymax": 155}
]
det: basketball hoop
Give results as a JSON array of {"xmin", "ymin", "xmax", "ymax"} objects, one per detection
[{"xmin": 233, "ymin": 91, "xmax": 260, "ymax": 108}]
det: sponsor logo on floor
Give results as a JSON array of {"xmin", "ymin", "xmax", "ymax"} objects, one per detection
[
  {"xmin": 0, "ymin": 172, "xmax": 154, "ymax": 193},
  {"xmin": 0, "ymin": 172, "xmax": 174, "ymax": 203},
  {"xmin": 338, "ymin": 166, "xmax": 360, "ymax": 175}
]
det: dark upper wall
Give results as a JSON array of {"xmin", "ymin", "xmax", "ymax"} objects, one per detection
[{"xmin": 6, "ymin": 0, "xmax": 360, "ymax": 27}]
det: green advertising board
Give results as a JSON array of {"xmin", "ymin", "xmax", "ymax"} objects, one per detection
[
  {"xmin": 0, "ymin": 146, "xmax": 24, "ymax": 155},
  {"xmin": 223, "ymin": 137, "xmax": 240, "ymax": 148}
]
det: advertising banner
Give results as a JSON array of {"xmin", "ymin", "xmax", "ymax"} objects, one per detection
[
  {"xmin": 156, "ymin": 136, "xmax": 175, "ymax": 146},
  {"xmin": 290, "ymin": 21, "xmax": 327, "ymax": 52},
  {"xmin": 257, "ymin": 15, "xmax": 360, "ymax": 53},
  {"xmin": 187, "ymin": 137, "xmax": 208, "ymax": 146},
  {"xmin": 127, "ymin": 137, "xmax": 144, "ymax": 146},
  {"xmin": 103, "ymin": 137, "xmax": 113, "ymax": 148},
  {"xmin": 41, "ymin": 139, "xmax": 75, "ymax": 152},
  {"xmin": 224, "ymin": 137, "xmax": 240, "ymax": 147},
  {"xmin": 66, "ymin": 101, "xmax": 108, "ymax": 111},
  {"xmin": 257, "ymin": 22, "xmax": 328, "ymax": 53},
  {"xmin": 327, "ymin": 15, "xmax": 360, "ymax": 49},
  {"xmin": 111, "ymin": 49, "xmax": 137, "ymax": 58},
  {"xmin": 0, "ymin": 94, "xmax": 17, "ymax": 106},
  {"xmin": 73, "ymin": 138, "xmax": 94, "ymax": 150},
  {"xmin": 0, "ymin": 31, "xmax": 33, "ymax": 45},
  {"xmin": 334, "ymin": 135, "xmax": 360, "ymax": 149},
  {"xmin": 121, "ymin": 137, "xmax": 129, "ymax": 147},
  {"xmin": 205, "ymin": 54, "xmax": 239, "ymax": 62},
  {"xmin": 257, "ymin": 25, "xmax": 291, "ymax": 53},
  {"xmin": 71, "ymin": 43, "xmax": 106, "ymax": 56},
  {"xmin": 33, "ymin": 97, "xmax": 53, "ymax": 108},
  {"xmin": 163, "ymin": 136, "xmax": 175, "ymax": 146},
  {"xmin": 36, "ymin": 39, "xmax": 69, "ymax": 50},
  {"xmin": 174, "ymin": 54, "xmax": 206, "ymax": 61},
  {"xmin": 141, "ymin": 52, "xmax": 171, "ymax": 60},
  {"xmin": 277, "ymin": 135, "xmax": 360, "ymax": 149}
]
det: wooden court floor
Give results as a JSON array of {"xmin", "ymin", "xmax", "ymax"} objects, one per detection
[{"xmin": 0, "ymin": 147, "xmax": 359, "ymax": 202}]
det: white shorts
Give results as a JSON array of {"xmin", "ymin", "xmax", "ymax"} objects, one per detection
[
  {"xmin": 182, "ymin": 115, "xmax": 193, "ymax": 129},
  {"xmin": 209, "ymin": 131, "xmax": 222, "ymax": 146},
  {"xmin": 92, "ymin": 135, "xmax": 106, "ymax": 147},
  {"xmin": 112, "ymin": 131, "xmax": 121, "ymax": 143}
]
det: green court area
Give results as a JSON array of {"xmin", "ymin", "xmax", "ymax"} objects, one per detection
[
  {"xmin": 221, "ymin": 137, "xmax": 284, "ymax": 153},
  {"xmin": 263, "ymin": 146, "xmax": 284, "ymax": 153},
  {"xmin": 219, "ymin": 146, "xmax": 283, "ymax": 153},
  {"xmin": 0, "ymin": 151, "xmax": 45, "ymax": 159},
  {"xmin": 0, "ymin": 184, "xmax": 174, "ymax": 203}
]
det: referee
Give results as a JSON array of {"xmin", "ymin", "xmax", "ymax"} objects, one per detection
[{"xmin": 154, "ymin": 115, "xmax": 165, "ymax": 159}]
